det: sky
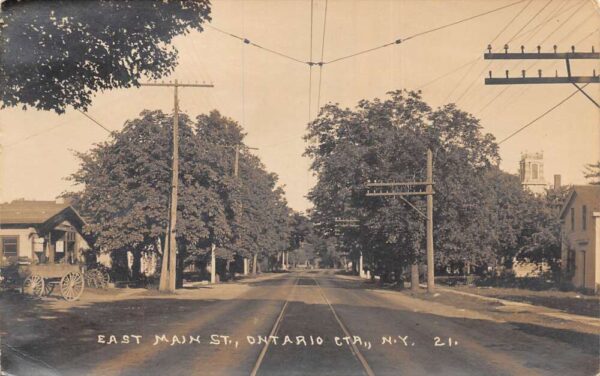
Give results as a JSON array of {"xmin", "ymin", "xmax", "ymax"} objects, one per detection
[{"xmin": 1, "ymin": 0, "xmax": 599, "ymax": 212}]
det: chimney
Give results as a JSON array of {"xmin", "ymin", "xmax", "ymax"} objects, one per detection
[{"xmin": 553, "ymin": 174, "xmax": 561, "ymax": 190}]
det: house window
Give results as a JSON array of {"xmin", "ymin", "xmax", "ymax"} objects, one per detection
[
  {"xmin": 532, "ymin": 164, "xmax": 539, "ymax": 180},
  {"xmin": 1, "ymin": 236, "xmax": 19, "ymax": 257},
  {"xmin": 582, "ymin": 205, "xmax": 587, "ymax": 230},
  {"xmin": 570, "ymin": 207, "xmax": 575, "ymax": 231}
]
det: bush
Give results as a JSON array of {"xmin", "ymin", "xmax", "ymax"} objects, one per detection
[{"xmin": 475, "ymin": 271, "xmax": 558, "ymax": 291}]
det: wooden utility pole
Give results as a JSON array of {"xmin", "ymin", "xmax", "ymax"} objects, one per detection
[
  {"xmin": 140, "ymin": 80, "xmax": 214, "ymax": 292},
  {"xmin": 366, "ymin": 149, "xmax": 435, "ymax": 292},
  {"xmin": 426, "ymin": 149, "xmax": 434, "ymax": 292},
  {"xmin": 227, "ymin": 144, "xmax": 258, "ymax": 275},
  {"xmin": 484, "ymin": 45, "xmax": 599, "ymax": 107},
  {"xmin": 334, "ymin": 217, "xmax": 361, "ymax": 276}
]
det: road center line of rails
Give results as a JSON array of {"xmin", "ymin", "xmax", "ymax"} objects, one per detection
[
  {"xmin": 312, "ymin": 276, "xmax": 376, "ymax": 376},
  {"xmin": 249, "ymin": 275, "xmax": 300, "ymax": 376}
]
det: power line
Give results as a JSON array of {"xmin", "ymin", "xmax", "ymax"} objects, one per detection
[
  {"xmin": 317, "ymin": 0, "xmax": 329, "ymax": 112},
  {"xmin": 506, "ymin": 0, "xmax": 554, "ymax": 43},
  {"xmin": 323, "ymin": 0, "xmax": 528, "ymax": 65},
  {"xmin": 494, "ymin": 0, "xmax": 535, "ymax": 44},
  {"xmin": 206, "ymin": 24, "xmax": 307, "ymax": 65},
  {"xmin": 77, "ymin": 109, "xmax": 111, "ymax": 133},
  {"xmin": 538, "ymin": 0, "xmax": 588, "ymax": 45},
  {"xmin": 308, "ymin": 0, "xmax": 314, "ymax": 122},
  {"xmin": 497, "ymin": 84, "xmax": 588, "ymax": 144},
  {"xmin": 445, "ymin": 0, "xmax": 531, "ymax": 102},
  {"xmin": 416, "ymin": 56, "xmax": 481, "ymax": 90},
  {"xmin": 455, "ymin": 0, "xmax": 549, "ymax": 104},
  {"xmin": 474, "ymin": 5, "xmax": 597, "ymax": 114}
]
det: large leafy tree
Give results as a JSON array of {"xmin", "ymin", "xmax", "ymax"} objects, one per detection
[
  {"xmin": 306, "ymin": 90, "xmax": 568, "ymax": 279},
  {"xmin": 194, "ymin": 111, "xmax": 292, "ymax": 275},
  {"xmin": 305, "ymin": 90, "xmax": 500, "ymax": 280},
  {"xmin": 0, "ymin": 0, "xmax": 211, "ymax": 113},
  {"xmin": 66, "ymin": 110, "xmax": 235, "ymax": 283}
]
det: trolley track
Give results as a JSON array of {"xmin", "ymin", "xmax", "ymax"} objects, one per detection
[{"xmin": 250, "ymin": 272, "xmax": 375, "ymax": 376}]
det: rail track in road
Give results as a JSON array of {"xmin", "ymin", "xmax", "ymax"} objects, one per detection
[{"xmin": 250, "ymin": 272, "xmax": 375, "ymax": 376}]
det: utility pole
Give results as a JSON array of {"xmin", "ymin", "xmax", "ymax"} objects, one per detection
[
  {"xmin": 334, "ymin": 218, "xmax": 362, "ymax": 277},
  {"xmin": 140, "ymin": 80, "xmax": 214, "ymax": 292},
  {"xmin": 228, "ymin": 144, "xmax": 258, "ymax": 275},
  {"xmin": 366, "ymin": 149, "xmax": 435, "ymax": 292},
  {"xmin": 484, "ymin": 45, "xmax": 599, "ymax": 107}
]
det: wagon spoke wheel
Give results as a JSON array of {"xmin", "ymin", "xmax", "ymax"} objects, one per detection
[
  {"xmin": 85, "ymin": 270, "xmax": 98, "ymax": 288},
  {"xmin": 60, "ymin": 272, "xmax": 84, "ymax": 301},
  {"xmin": 99, "ymin": 270, "xmax": 110, "ymax": 289},
  {"xmin": 23, "ymin": 275, "xmax": 44, "ymax": 298}
]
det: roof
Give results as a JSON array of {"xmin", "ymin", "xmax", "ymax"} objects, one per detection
[
  {"xmin": 0, "ymin": 200, "xmax": 75, "ymax": 225},
  {"xmin": 559, "ymin": 185, "xmax": 600, "ymax": 219}
]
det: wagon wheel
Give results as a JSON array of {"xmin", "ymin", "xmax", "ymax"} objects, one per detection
[
  {"xmin": 60, "ymin": 272, "xmax": 84, "ymax": 301},
  {"xmin": 44, "ymin": 282, "xmax": 55, "ymax": 297},
  {"xmin": 84, "ymin": 270, "xmax": 99, "ymax": 288},
  {"xmin": 98, "ymin": 270, "xmax": 110, "ymax": 289},
  {"xmin": 23, "ymin": 275, "xmax": 44, "ymax": 297}
]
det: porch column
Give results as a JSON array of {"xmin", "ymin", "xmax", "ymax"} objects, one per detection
[
  {"xmin": 594, "ymin": 212, "xmax": 600, "ymax": 293},
  {"xmin": 47, "ymin": 233, "xmax": 55, "ymax": 264}
]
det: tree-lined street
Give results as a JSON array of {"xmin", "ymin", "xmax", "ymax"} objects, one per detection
[{"xmin": 1, "ymin": 271, "xmax": 598, "ymax": 375}]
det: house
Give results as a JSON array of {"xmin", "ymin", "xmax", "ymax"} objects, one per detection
[
  {"xmin": 559, "ymin": 185, "xmax": 600, "ymax": 292},
  {"xmin": 0, "ymin": 199, "xmax": 91, "ymax": 267}
]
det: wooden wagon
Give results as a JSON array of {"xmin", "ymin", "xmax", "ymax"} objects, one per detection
[{"xmin": 20, "ymin": 263, "xmax": 85, "ymax": 301}]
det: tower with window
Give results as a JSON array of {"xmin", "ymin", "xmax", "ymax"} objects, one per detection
[{"xmin": 519, "ymin": 152, "xmax": 547, "ymax": 195}]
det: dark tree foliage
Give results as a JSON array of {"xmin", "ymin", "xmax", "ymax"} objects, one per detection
[
  {"xmin": 305, "ymin": 89, "xmax": 565, "ymax": 278},
  {"xmin": 305, "ymin": 90, "xmax": 499, "ymax": 278},
  {"xmin": 66, "ymin": 109, "xmax": 293, "ymax": 283},
  {"xmin": 0, "ymin": 0, "xmax": 211, "ymax": 113}
]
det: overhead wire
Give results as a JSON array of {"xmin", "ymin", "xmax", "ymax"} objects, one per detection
[
  {"xmin": 475, "ymin": 0, "xmax": 595, "ymax": 115},
  {"xmin": 316, "ymin": 0, "xmax": 328, "ymax": 113},
  {"xmin": 206, "ymin": 24, "xmax": 307, "ymax": 65},
  {"xmin": 323, "ymin": 0, "xmax": 528, "ymax": 65},
  {"xmin": 77, "ymin": 110, "xmax": 111, "ymax": 133},
  {"xmin": 308, "ymin": 0, "xmax": 314, "ymax": 122},
  {"xmin": 479, "ymin": 24, "xmax": 600, "ymax": 119},
  {"xmin": 506, "ymin": 0, "xmax": 554, "ymax": 43},
  {"xmin": 453, "ymin": 0, "xmax": 540, "ymax": 104},
  {"xmin": 497, "ymin": 83, "xmax": 589, "ymax": 145},
  {"xmin": 463, "ymin": 0, "xmax": 583, "ymax": 110}
]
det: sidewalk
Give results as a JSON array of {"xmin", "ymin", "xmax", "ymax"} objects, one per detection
[
  {"xmin": 339, "ymin": 273, "xmax": 600, "ymax": 328},
  {"xmin": 432, "ymin": 285, "xmax": 600, "ymax": 328}
]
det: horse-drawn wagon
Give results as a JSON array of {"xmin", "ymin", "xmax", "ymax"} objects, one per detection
[{"xmin": 20, "ymin": 263, "xmax": 85, "ymax": 301}]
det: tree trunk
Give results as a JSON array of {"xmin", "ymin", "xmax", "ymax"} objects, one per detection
[
  {"xmin": 252, "ymin": 253, "xmax": 258, "ymax": 274},
  {"xmin": 411, "ymin": 263, "xmax": 420, "ymax": 291},
  {"xmin": 210, "ymin": 244, "xmax": 217, "ymax": 284},
  {"xmin": 131, "ymin": 249, "xmax": 142, "ymax": 284}
]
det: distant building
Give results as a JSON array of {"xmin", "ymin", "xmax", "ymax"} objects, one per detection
[
  {"xmin": 0, "ymin": 199, "xmax": 91, "ymax": 267},
  {"xmin": 559, "ymin": 185, "xmax": 600, "ymax": 292},
  {"xmin": 519, "ymin": 152, "xmax": 547, "ymax": 195}
]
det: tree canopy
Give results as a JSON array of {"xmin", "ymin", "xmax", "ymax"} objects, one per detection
[
  {"xmin": 0, "ymin": 0, "xmax": 211, "ymax": 113},
  {"xmin": 305, "ymin": 90, "xmax": 564, "ymax": 280},
  {"xmin": 66, "ymin": 109, "xmax": 292, "ymax": 282}
]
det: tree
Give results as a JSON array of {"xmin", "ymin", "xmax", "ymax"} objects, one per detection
[
  {"xmin": 66, "ymin": 110, "xmax": 235, "ymax": 285},
  {"xmin": 194, "ymin": 111, "xmax": 292, "ymax": 276},
  {"xmin": 0, "ymin": 0, "xmax": 211, "ymax": 113},
  {"xmin": 584, "ymin": 161, "xmax": 600, "ymax": 185},
  {"xmin": 305, "ymin": 90, "xmax": 500, "ymax": 281}
]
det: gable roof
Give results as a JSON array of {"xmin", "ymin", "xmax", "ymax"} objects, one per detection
[
  {"xmin": 0, "ymin": 200, "xmax": 84, "ymax": 228},
  {"xmin": 559, "ymin": 185, "xmax": 600, "ymax": 219}
]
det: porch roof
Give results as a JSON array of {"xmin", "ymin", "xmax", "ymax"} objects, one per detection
[{"xmin": 0, "ymin": 200, "xmax": 85, "ymax": 230}]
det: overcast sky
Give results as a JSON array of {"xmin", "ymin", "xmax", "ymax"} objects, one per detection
[{"xmin": 1, "ymin": 0, "xmax": 598, "ymax": 212}]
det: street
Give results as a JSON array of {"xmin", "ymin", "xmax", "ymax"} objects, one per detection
[{"xmin": 1, "ymin": 270, "xmax": 598, "ymax": 376}]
